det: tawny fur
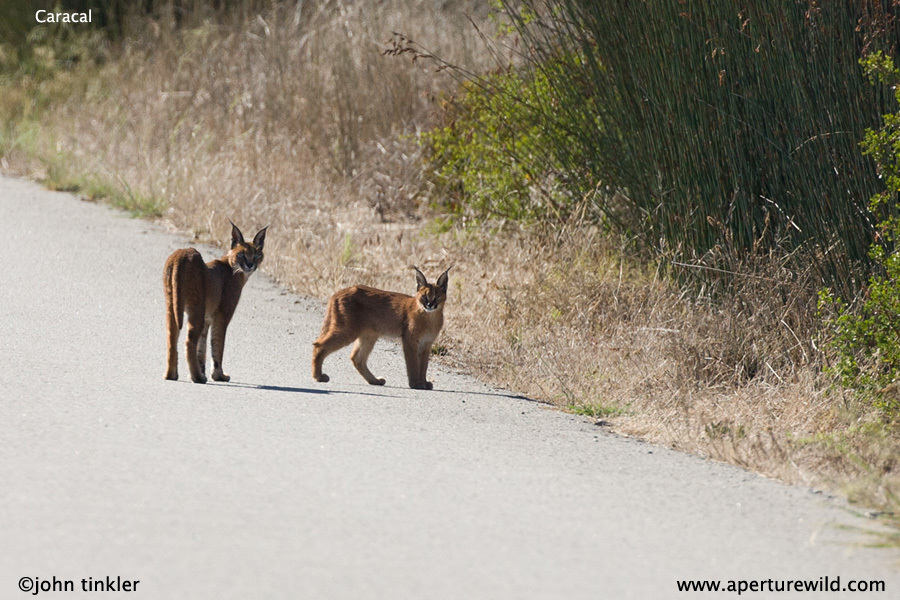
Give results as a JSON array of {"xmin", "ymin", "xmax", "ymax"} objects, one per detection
[
  {"xmin": 312, "ymin": 267, "xmax": 451, "ymax": 390},
  {"xmin": 164, "ymin": 222, "xmax": 267, "ymax": 384}
]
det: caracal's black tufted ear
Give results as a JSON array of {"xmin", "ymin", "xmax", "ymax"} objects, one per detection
[
  {"xmin": 230, "ymin": 220, "xmax": 245, "ymax": 248},
  {"xmin": 436, "ymin": 266, "xmax": 451, "ymax": 292},
  {"xmin": 413, "ymin": 266, "xmax": 427, "ymax": 290},
  {"xmin": 253, "ymin": 225, "xmax": 268, "ymax": 249}
]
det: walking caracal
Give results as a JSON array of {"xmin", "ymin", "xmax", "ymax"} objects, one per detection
[
  {"xmin": 164, "ymin": 222, "xmax": 267, "ymax": 383},
  {"xmin": 312, "ymin": 266, "xmax": 451, "ymax": 389}
]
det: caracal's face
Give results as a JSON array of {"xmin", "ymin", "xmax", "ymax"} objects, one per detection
[
  {"xmin": 414, "ymin": 267, "xmax": 450, "ymax": 313},
  {"xmin": 233, "ymin": 243, "xmax": 264, "ymax": 274},
  {"xmin": 417, "ymin": 284, "xmax": 446, "ymax": 313},
  {"xmin": 229, "ymin": 223, "xmax": 268, "ymax": 275}
]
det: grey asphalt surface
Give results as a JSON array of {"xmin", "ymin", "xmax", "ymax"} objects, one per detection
[{"xmin": 1, "ymin": 174, "xmax": 899, "ymax": 599}]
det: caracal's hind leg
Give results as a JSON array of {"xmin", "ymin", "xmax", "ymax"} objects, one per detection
[
  {"xmin": 312, "ymin": 330, "xmax": 356, "ymax": 383},
  {"xmin": 210, "ymin": 317, "xmax": 231, "ymax": 382},
  {"xmin": 164, "ymin": 295, "xmax": 180, "ymax": 380},
  {"xmin": 185, "ymin": 308, "xmax": 207, "ymax": 384},
  {"xmin": 196, "ymin": 320, "xmax": 210, "ymax": 380},
  {"xmin": 350, "ymin": 333, "xmax": 385, "ymax": 385}
]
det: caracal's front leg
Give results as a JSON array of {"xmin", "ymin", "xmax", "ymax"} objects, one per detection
[
  {"xmin": 403, "ymin": 336, "xmax": 431, "ymax": 390},
  {"xmin": 418, "ymin": 345, "xmax": 433, "ymax": 390}
]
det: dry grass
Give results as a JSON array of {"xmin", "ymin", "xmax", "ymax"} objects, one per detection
[{"xmin": 2, "ymin": 0, "xmax": 899, "ymax": 518}]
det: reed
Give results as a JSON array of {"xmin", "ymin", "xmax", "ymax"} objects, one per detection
[{"xmin": 494, "ymin": 0, "xmax": 900, "ymax": 296}]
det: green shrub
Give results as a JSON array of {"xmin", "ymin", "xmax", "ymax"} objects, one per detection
[
  {"xmin": 820, "ymin": 276, "xmax": 900, "ymax": 395},
  {"xmin": 421, "ymin": 63, "xmax": 591, "ymax": 223},
  {"xmin": 820, "ymin": 52, "xmax": 900, "ymax": 418}
]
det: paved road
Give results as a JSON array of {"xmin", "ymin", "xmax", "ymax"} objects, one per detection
[{"xmin": 1, "ymin": 175, "xmax": 898, "ymax": 599}]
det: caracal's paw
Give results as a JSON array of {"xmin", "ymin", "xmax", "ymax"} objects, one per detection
[
  {"xmin": 165, "ymin": 370, "xmax": 178, "ymax": 381},
  {"xmin": 370, "ymin": 378, "xmax": 386, "ymax": 386},
  {"xmin": 316, "ymin": 373, "xmax": 330, "ymax": 383},
  {"xmin": 211, "ymin": 370, "xmax": 230, "ymax": 382}
]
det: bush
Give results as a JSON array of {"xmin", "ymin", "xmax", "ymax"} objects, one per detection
[
  {"xmin": 821, "ymin": 52, "xmax": 900, "ymax": 418},
  {"xmin": 421, "ymin": 63, "xmax": 590, "ymax": 223}
]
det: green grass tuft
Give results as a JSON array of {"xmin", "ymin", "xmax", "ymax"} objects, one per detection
[{"xmin": 569, "ymin": 403, "xmax": 626, "ymax": 419}]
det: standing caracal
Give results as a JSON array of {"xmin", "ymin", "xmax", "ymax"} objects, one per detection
[
  {"xmin": 312, "ymin": 267, "xmax": 451, "ymax": 389},
  {"xmin": 163, "ymin": 222, "xmax": 267, "ymax": 383}
]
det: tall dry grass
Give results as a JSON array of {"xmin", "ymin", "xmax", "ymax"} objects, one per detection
[{"xmin": 2, "ymin": 0, "xmax": 898, "ymax": 513}]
